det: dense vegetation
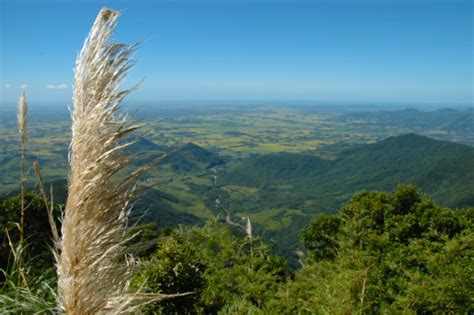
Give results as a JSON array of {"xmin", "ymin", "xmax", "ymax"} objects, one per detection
[
  {"xmin": 4, "ymin": 184, "xmax": 471, "ymax": 313},
  {"xmin": 218, "ymin": 134, "xmax": 474, "ymax": 262},
  {"xmin": 0, "ymin": 192, "xmax": 60, "ymax": 275},
  {"xmin": 129, "ymin": 185, "xmax": 473, "ymax": 313},
  {"xmin": 292, "ymin": 185, "xmax": 473, "ymax": 313},
  {"xmin": 131, "ymin": 221, "xmax": 290, "ymax": 314},
  {"xmin": 0, "ymin": 192, "xmax": 59, "ymax": 313}
]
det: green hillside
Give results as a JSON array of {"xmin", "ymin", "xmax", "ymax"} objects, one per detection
[
  {"xmin": 327, "ymin": 133, "xmax": 474, "ymax": 207},
  {"xmin": 220, "ymin": 133, "xmax": 473, "ymax": 210},
  {"xmin": 217, "ymin": 134, "xmax": 474, "ymax": 259},
  {"xmin": 161, "ymin": 142, "xmax": 225, "ymax": 172}
]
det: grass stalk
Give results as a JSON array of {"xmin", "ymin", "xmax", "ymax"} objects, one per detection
[
  {"xmin": 34, "ymin": 161, "xmax": 61, "ymax": 255},
  {"xmin": 245, "ymin": 216, "xmax": 254, "ymax": 273},
  {"xmin": 17, "ymin": 90, "xmax": 28, "ymax": 287}
]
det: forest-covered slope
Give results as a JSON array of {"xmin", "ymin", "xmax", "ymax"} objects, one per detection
[
  {"xmin": 217, "ymin": 134, "xmax": 474, "ymax": 259},
  {"xmin": 220, "ymin": 133, "xmax": 474, "ymax": 210}
]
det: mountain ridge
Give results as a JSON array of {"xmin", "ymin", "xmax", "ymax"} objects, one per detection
[{"xmin": 220, "ymin": 133, "xmax": 474, "ymax": 209}]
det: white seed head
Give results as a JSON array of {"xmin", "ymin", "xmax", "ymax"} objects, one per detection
[
  {"xmin": 17, "ymin": 91, "xmax": 28, "ymax": 142},
  {"xmin": 58, "ymin": 7, "xmax": 143, "ymax": 313},
  {"xmin": 245, "ymin": 216, "xmax": 253, "ymax": 240}
]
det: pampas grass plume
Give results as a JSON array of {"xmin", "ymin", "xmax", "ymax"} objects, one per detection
[
  {"xmin": 58, "ymin": 8, "xmax": 144, "ymax": 313},
  {"xmin": 17, "ymin": 91, "xmax": 27, "ymax": 143}
]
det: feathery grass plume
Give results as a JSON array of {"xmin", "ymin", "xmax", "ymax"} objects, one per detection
[
  {"xmin": 244, "ymin": 216, "xmax": 254, "ymax": 273},
  {"xmin": 18, "ymin": 91, "xmax": 28, "ymax": 143},
  {"xmin": 244, "ymin": 216, "xmax": 252, "ymax": 240},
  {"xmin": 58, "ymin": 8, "xmax": 148, "ymax": 313},
  {"xmin": 17, "ymin": 90, "xmax": 28, "ymax": 286}
]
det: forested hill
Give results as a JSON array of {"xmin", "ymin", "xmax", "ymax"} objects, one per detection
[
  {"xmin": 329, "ymin": 133, "xmax": 474, "ymax": 207},
  {"xmin": 220, "ymin": 133, "xmax": 474, "ymax": 210}
]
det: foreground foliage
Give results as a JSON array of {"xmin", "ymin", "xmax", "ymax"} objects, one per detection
[
  {"xmin": 285, "ymin": 184, "xmax": 473, "ymax": 313},
  {"xmin": 0, "ymin": 192, "xmax": 58, "ymax": 313},
  {"xmin": 133, "ymin": 220, "xmax": 290, "ymax": 314},
  {"xmin": 1, "ymin": 185, "xmax": 473, "ymax": 313},
  {"xmin": 134, "ymin": 185, "xmax": 473, "ymax": 314},
  {"xmin": 0, "ymin": 192, "xmax": 60, "ymax": 276}
]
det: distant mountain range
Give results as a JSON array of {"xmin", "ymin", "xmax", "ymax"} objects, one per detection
[{"xmin": 338, "ymin": 108, "xmax": 474, "ymax": 133}]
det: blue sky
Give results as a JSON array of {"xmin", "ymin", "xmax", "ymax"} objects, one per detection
[{"xmin": 0, "ymin": 0, "xmax": 472, "ymax": 105}]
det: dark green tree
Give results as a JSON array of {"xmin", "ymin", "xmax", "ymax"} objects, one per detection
[
  {"xmin": 133, "ymin": 235, "xmax": 205, "ymax": 314},
  {"xmin": 273, "ymin": 185, "xmax": 473, "ymax": 313},
  {"xmin": 133, "ymin": 220, "xmax": 290, "ymax": 314}
]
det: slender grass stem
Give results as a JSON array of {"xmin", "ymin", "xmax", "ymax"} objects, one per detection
[{"xmin": 17, "ymin": 91, "xmax": 28, "ymax": 287}]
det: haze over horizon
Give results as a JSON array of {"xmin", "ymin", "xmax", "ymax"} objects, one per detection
[{"xmin": 0, "ymin": 0, "xmax": 472, "ymax": 106}]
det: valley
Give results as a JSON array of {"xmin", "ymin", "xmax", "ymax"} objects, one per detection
[{"xmin": 1, "ymin": 104, "xmax": 473, "ymax": 262}]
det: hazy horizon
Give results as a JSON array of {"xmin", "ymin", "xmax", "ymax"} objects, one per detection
[{"xmin": 0, "ymin": 99, "xmax": 473, "ymax": 119}]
